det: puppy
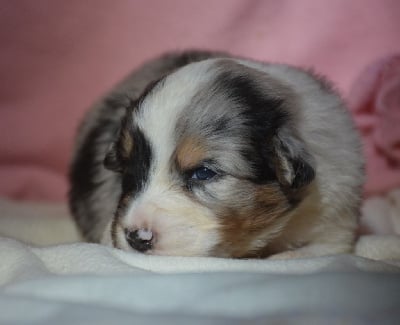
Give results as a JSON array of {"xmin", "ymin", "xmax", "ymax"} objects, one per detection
[{"xmin": 69, "ymin": 50, "xmax": 364, "ymax": 259}]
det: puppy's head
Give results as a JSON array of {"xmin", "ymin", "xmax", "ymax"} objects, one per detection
[{"xmin": 104, "ymin": 59, "xmax": 315, "ymax": 257}]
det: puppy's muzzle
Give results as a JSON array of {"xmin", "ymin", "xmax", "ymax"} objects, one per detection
[{"xmin": 125, "ymin": 228, "xmax": 154, "ymax": 252}]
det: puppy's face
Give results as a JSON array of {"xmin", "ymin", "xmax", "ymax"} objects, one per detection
[{"xmin": 104, "ymin": 59, "xmax": 315, "ymax": 258}]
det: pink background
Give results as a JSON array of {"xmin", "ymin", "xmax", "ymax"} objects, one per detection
[{"xmin": 1, "ymin": 0, "xmax": 400, "ymax": 201}]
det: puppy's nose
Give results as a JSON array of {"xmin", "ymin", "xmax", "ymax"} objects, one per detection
[{"xmin": 125, "ymin": 228, "xmax": 154, "ymax": 252}]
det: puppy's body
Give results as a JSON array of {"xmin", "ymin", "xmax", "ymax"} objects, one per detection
[{"xmin": 69, "ymin": 51, "xmax": 364, "ymax": 259}]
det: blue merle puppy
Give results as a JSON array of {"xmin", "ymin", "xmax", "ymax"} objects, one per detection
[{"xmin": 69, "ymin": 50, "xmax": 364, "ymax": 259}]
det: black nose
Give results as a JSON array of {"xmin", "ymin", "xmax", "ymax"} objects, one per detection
[{"xmin": 125, "ymin": 229, "xmax": 153, "ymax": 252}]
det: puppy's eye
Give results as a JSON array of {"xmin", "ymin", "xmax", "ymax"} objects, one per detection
[{"xmin": 190, "ymin": 167, "xmax": 217, "ymax": 181}]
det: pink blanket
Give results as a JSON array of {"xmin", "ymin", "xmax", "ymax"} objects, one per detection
[
  {"xmin": 1, "ymin": 0, "xmax": 400, "ymax": 201},
  {"xmin": 349, "ymin": 56, "xmax": 400, "ymax": 196}
]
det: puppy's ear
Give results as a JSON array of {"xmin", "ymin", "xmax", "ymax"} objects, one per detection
[
  {"xmin": 104, "ymin": 107, "xmax": 135, "ymax": 172},
  {"xmin": 273, "ymin": 128, "xmax": 315, "ymax": 189}
]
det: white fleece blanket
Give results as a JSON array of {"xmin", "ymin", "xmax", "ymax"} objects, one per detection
[{"xmin": 1, "ymin": 197, "xmax": 400, "ymax": 324}]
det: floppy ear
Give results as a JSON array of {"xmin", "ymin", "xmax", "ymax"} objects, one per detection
[
  {"xmin": 103, "ymin": 107, "xmax": 135, "ymax": 172},
  {"xmin": 273, "ymin": 128, "xmax": 316, "ymax": 189},
  {"xmin": 104, "ymin": 127, "xmax": 134, "ymax": 173}
]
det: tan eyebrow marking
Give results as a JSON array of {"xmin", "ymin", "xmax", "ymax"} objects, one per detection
[
  {"xmin": 120, "ymin": 128, "xmax": 134, "ymax": 159},
  {"xmin": 175, "ymin": 136, "xmax": 208, "ymax": 170}
]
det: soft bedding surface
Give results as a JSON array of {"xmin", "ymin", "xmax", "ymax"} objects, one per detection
[
  {"xmin": 1, "ymin": 269, "xmax": 399, "ymax": 324},
  {"xmin": 1, "ymin": 198, "xmax": 400, "ymax": 324},
  {"xmin": 1, "ymin": 235, "xmax": 400, "ymax": 324}
]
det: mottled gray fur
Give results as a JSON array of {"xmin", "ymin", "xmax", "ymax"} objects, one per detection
[{"xmin": 69, "ymin": 50, "xmax": 364, "ymax": 258}]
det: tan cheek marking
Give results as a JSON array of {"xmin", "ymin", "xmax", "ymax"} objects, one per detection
[
  {"xmin": 120, "ymin": 129, "xmax": 134, "ymax": 159},
  {"xmin": 176, "ymin": 137, "xmax": 207, "ymax": 170},
  {"xmin": 212, "ymin": 183, "xmax": 291, "ymax": 258}
]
